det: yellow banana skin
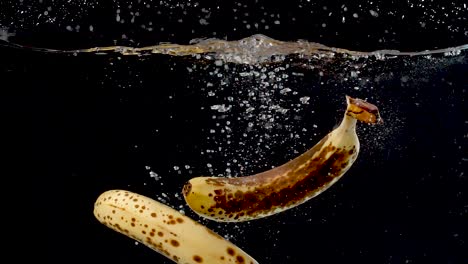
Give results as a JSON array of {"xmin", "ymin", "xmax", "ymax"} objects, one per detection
[
  {"xmin": 183, "ymin": 96, "xmax": 382, "ymax": 222},
  {"xmin": 94, "ymin": 190, "xmax": 259, "ymax": 264}
]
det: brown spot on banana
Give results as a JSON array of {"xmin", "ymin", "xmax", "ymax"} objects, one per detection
[
  {"xmin": 94, "ymin": 190, "xmax": 258, "ymax": 263},
  {"xmin": 183, "ymin": 96, "xmax": 382, "ymax": 222}
]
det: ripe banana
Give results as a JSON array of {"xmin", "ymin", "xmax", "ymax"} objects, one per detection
[
  {"xmin": 94, "ymin": 190, "xmax": 259, "ymax": 264},
  {"xmin": 183, "ymin": 95, "xmax": 382, "ymax": 222}
]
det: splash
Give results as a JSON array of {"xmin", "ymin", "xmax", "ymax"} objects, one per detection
[{"xmin": 1, "ymin": 34, "xmax": 467, "ymax": 64}]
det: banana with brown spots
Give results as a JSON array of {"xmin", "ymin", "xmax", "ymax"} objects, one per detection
[
  {"xmin": 94, "ymin": 190, "xmax": 259, "ymax": 263},
  {"xmin": 183, "ymin": 95, "xmax": 382, "ymax": 222}
]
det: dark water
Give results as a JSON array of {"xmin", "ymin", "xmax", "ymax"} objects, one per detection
[{"xmin": 2, "ymin": 1, "xmax": 466, "ymax": 263}]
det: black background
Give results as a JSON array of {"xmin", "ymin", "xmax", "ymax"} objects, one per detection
[
  {"xmin": 1, "ymin": 0, "xmax": 467, "ymax": 50},
  {"xmin": 1, "ymin": 0, "xmax": 467, "ymax": 263}
]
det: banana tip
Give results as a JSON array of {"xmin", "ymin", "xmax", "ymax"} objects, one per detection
[
  {"xmin": 345, "ymin": 95, "xmax": 383, "ymax": 124},
  {"xmin": 182, "ymin": 182, "xmax": 192, "ymax": 197}
]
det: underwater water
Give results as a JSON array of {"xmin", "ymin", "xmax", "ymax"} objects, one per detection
[{"xmin": 2, "ymin": 1, "xmax": 466, "ymax": 263}]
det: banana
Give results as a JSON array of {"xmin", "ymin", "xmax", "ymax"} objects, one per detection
[
  {"xmin": 94, "ymin": 190, "xmax": 259, "ymax": 264},
  {"xmin": 183, "ymin": 95, "xmax": 382, "ymax": 222}
]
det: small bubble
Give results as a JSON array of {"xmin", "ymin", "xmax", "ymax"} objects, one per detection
[
  {"xmin": 299, "ymin": 96, "xmax": 310, "ymax": 104},
  {"xmin": 369, "ymin": 10, "xmax": 379, "ymax": 17}
]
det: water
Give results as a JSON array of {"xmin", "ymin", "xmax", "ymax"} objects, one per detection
[
  {"xmin": 3, "ymin": 2, "xmax": 466, "ymax": 264},
  {"xmin": 8, "ymin": 35, "xmax": 462, "ymax": 263}
]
